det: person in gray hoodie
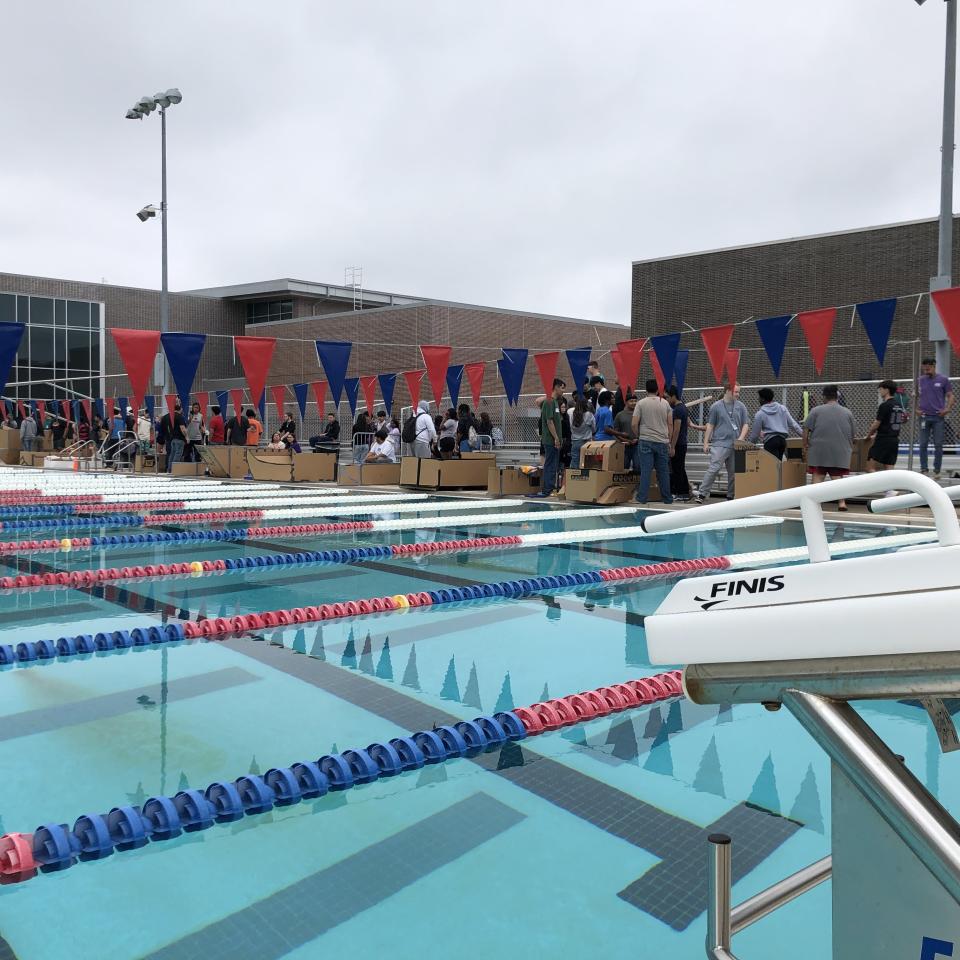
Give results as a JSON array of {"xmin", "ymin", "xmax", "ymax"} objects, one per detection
[{"xmin": 748, "ymin": 388, "xmax": 802, "ymax": 459}]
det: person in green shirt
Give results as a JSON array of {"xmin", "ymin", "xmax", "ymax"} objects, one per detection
[{"xmin": 532, "ymin": 377, "xmax": 566, "ymax": 497}]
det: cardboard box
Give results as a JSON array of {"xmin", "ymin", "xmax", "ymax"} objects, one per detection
[
  {"xmin": 401, "ymin": 455, "xmax": 494, "ymax": 489},
  {"xmin": 0, "ymin": 429, "xmax": 20, "ymax": 465},
  {"xmin": 565, "ymin": 468, "xmax": 640, "ymax": 504},
  {"xmin": 247, "ymin": 451, "xmax": 294, "ymax": 482},
  {"xmin": 293, "ymin": 452, "xmax": 337, "ymax": 483},
  {"xmin": 199, "ymin": 446, "xmax": 248, "ymax": 479},
  {"xmin": 135, "ymin": 453, "xmax": 161, "ymax": 473},
  {"xmin": 849, "ymin": 437, "xmax": 873, "ymax": 473},
  {"xmin": 580, "ymin": 440, "xmax": 625, "ymax": 472},
  {"xmin": 338, "ymin": 462, "xmax": 401, "ymax": 486},
  {"xmin": 780, "ymin": 459, "xmax": 808, "ymax": 490},
  {"xmin": 19, "ymin": 451, "xmax": 46, "ymax": 468},
  {"xmin": 488, "ymin": 466, "xmax": 542, "ymax": 496},
  {"xmin": 171, "ymin": 460, "xmax": 204, "ymax": 477}
]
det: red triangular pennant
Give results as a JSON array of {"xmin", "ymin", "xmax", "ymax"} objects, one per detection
[
  {"xmin": 110, "ymin": 328, "xmax": 161, "ymax": 418},
  {"xmin": 230, "ymin": 388, "xmax": 245, "ymax": 415},
  {"xmin": 61, "ymin": 400, "xmax": 71, "ymax": 421},
  {"xmin": 700, "ymin": 324, "xmax": 735, "ymax": 384},
  {"xmin": 311, "ymin": 381, "xmax": 327, "ymax": 414},
  {"xmin": 359, "ymin": 375, "xmax": 378, "ymax": 414},
  {"xmin": 615, "ymin": 339, "xmax": 646, "ymax": 391},
  {"xmin": 465, "ymin": 362, "xmax": 486, "ymax": 409},
  {"xmin": 931, "ymin": 287, "xmax": 960, "ymax": 355},
  {"xmin": 403, "ymin": 370, "xmax": 424, "ymax": 410},
  {"xmin": 797, "ymin": 308, "xmax": 836, "ymax": 375},
  {"xmin": 164, "ymin": 394, "xmax": 177, "ymax": 421},
  {"xmin": 234, "ymin": 336, "xmax": 276, "ymax": 406},
  {"xmin": 81, "ymin": 399, "xmax": 91, "ymax": 424},
  {"xmin": 724, "ymin": 348, "xmax": 740, "ymax": 387},
  {"xmin": 649, "ymin": 350, "xmax": 665, "ymax": 395},
  {"xmin": 270, "ymin": 384, "xmax": 287, "ymax": 417},
  {"xmin": 36, "ymin": 400, "xmax": 46, "ymax": 422},
  {"xmin": 532, "ymin": 352, "xmax": 560, "ymax": 396},
  {"xmin": 419, "ymin": 345, "xmax": 451, "ymax": 407}
]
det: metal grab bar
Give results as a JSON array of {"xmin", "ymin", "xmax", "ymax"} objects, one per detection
[{"xmin": 706, "ymin": 835, "xmax": 832, "ymax": 959}]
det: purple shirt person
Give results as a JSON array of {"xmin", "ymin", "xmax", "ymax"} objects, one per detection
[{"xmin": 917, "ymin": 358, "xmax": 954, "ymax": 477}]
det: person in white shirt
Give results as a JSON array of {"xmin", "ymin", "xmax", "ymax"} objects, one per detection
[
  {"xmin": 412, "ymin": 401, "xmax": 436, "ymax": 458},
  {"xmin": 366, "ymin": 428, "xmax": 397, "ymax": 463}
]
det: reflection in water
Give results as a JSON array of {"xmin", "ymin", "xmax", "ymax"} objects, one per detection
[
  {"xmin": 440, "ymin": 655, "xmax": 460, "ymax": 700},
  {"xmin": 462, "ymin": 662, "xmax": 482, "ymax": 710},
  {"xmin": 606, "ymin": 717, "xmax": 640, "ymax": 763},
  {"xmin": 748, "ymin": 753, "xmax": 782, "ymax": 815},
  {"xmin": 375, "ymin": 638, "xmax": 393, "ymax": 680},
  {"xmin": 310, "ymin": 625, "xmax": 326, "ymax": 660},
  {"xmin": 494, "ymin": 672, "xmax": 514, "ymax": 712},
  {"xmin": 643, "ymin": 724, "xmax": 673, "ymax": 776},
  {"xmin": 401, "ymin": 645, "xmax": 421, "ymax": 690},
  {"xmin": 693, "ymin": 736, "xmax": 726, "ymax": 798},
  {"xmin": 358, "ymin": 633, "xmax": 374, "ymax": 675},
  {"xmin": 789, "ymin": 764, "xmax": 824, "ymax": 833}
]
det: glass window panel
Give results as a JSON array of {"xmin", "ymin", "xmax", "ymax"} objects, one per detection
[
  {"xmin": 68, "ymin": 328, "xmax": 91, "ymax": 371},
  {"xmin": 67, "ymin": 300, "xmax": 90, "ymax": 328},
  {"xmin": 54, "ymin": 329, "xmax": 66, "ymax": 369},
  {"xmin": 54, "ymin": 299, "xmax": 66, "ymax": 326},
  {"xmin": 30, "ymin": 297, "xmax": 53, "ymax": 327},
  {"xmin": 90, "ymin": 303, "xmax": 100, "ymax": 329},
  {"xmin": 0, "ymin": 294, "xmax": 15, "ymax": 324},
  {"xmin": 69, "ymin": 378, "xmax": 92, "ymax": 400},
  {"xmin": 90, "ymin": 330, "xmax": 100, "ymax": 372},
  {"xmin": 32, "ymin": 378, "xmax": 54, "ymax": 401},
  {"xmin": 16, "ymin": 296, "xmax": 29, "ymax": 324},
  {"xmin": 30, "ymin": 324, "xmax": 54, "ymax": 367}
]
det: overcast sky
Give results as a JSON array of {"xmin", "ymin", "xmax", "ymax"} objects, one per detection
[{"xmin": 0, "ymin": 1, "xmax": 954, "ymax": 325}]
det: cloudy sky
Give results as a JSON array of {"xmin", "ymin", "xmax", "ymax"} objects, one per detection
[{"xmin": 0, "ymin": 1, "xmax": 953, "ymax": 325}]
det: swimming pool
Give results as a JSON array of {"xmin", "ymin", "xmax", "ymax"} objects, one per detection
[{"xmin": 0, "ymin": 490, "xmax": 947, "ymax": 959}]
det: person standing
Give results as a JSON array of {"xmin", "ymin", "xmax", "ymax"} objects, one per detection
[
  {"xmin": 225, "ymin": 408, "xmax": 250, "ymax": 447},
  {"xmin": 532, "ymin": 377, "xmax": 565, "ymax": 498},
  {"xmin": 245, "ymin": 408, "xmax": 263, "ymax": 447},
  {"xmin": 694, "ymin": 383, "xmax": 750, "ymax": 504},
  {"xmin": 665, "ymin": 386, "xmax": 691, "ymax": 501},
  {"xmin": 866, "ymin": 379, "xmax": 906, "ymax": 489},
  {"xmin": 803, "ymin": 384, "xmax": 856, "ymax": 511},
  {"xmin": 593, "ymin": 390, "xmax": 614, "ymax": 439},
  {"xmin": 19, "ymin": 410, "xmax": 38, "ymax": 452},
  {"xmin": 632, "ymin": 379, "xmax": 673, "ymax": 504},
  {"xmin": 160, "ymin": 401, "xmax": 188, "ymax": 472},
  {"xmin": 917, "ymin": 357, "xmax": 954, "ymax": 478},
  {"xmin": 207, "ymin": 405, "xmax": 225, "ymax": 444},
  {"xmin": 186, "ymin": 401, "xmax": 205, "ymax": 462},
  {"xmin": 748, "ymin": 387, "xmax": 802, "ymax": 459},
  {"xmin": 609, "ymin": 393, "xmax": 639, "ymax": 472},
  {"xmin": 568, "ymin": 395, "xmax": 595, "ymax": 470},
  {"xmin": 412, "ymin": 400, "xmax": 436, "ymax": 459}
]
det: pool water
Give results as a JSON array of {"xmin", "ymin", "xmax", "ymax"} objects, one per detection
[{"xmin": 0, "ymin": 500, "xmax": 949, "ymax": 960}]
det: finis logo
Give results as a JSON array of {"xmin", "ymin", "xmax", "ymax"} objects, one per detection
[{"xmin": 694, "ymin": 575, "xmax": 785, "ymax": 610}]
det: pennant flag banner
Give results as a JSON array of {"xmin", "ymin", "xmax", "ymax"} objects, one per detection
[
  {"xmin": 565, "ymin": 349, "xmax": 591, "ymax": 397},
  {"xmin": 724, "ymin": 348, "xmax": 741, "ymax": 387},
  {"xmin": 674, "ymin": 350, "xmax": 689, "ymax": 394},
  {"xmin": 533, "ymin": 352, "xmax": 560, "ymax": 396},
  {"xmin": 230, "ymin": 388, "xmax": 245, "ymax": 415},
  {"xmin": 144, "ymin": 396, "xmax": 155, "ymax": 422},
  {"xmin": 160, "ymin": 332, "xmax": 206, "ymax": 413},
  {"xmin": 164, "ymin": 394, "xmax": 178, "ymax": 421},
  {"xmin": 0, "ymin": 323, "xmax": 24, "ymax": 403},
  {"xmin": 378, "ymin": 373, "xmax": 396, "ymax": 414},
  {"xmin": 311, "ymin": 381, "xmax": 328, "ymax": 415},
  {"xmin": 615, "ymin": 339, "xmax": 645, "ymax": 391},
  {"xmin": 293, "ymin": 382, "xmax": 309, "ymax": 420},
  {"xmin": 36, "ymin": 400, "xmax": 46, "ymax": 422},
  {"xmin": 465, "ymin": 362, "xmax": 486, "ymax": 409},
  {"xmin": 498, "ymin": 348, "xmax": 528, "ymax": 406},
  {"xmin": 258, "ymin": 395, "xmax": 265, "ymax": 423},
  {"xmin": 110, "ymin": 328, "xmax": 160, "ymax": 416},
  {"xmin": 649, "ymin": 350, "xmax": 665, "ymax": 394},
  {"xmin": 445, "ymin": 365, "xmax": 464, "ymax": 409},
  {"xmin": 359, "ymin": 375, "xmax": 378, "ymax": 414},
  {"xmin": 797, "ymin": 308, "xmax": 836, "ymax": 375},
  {"xmin": 195, "ymin": 391, "xmax": 209, "ymax": 415},
  {"xmin": 931, "ymin": 287, "xmax": 960, "ymax": 355},
  {"xmin": 270, "ymin": 384, "xmax": 287, "ymax": 416},
  {"xmin": 94, "ymin": 399, "xmax": 104, "ymax": 421},
  {"xmin": 420, "ymin": 345, "xmax": 452, "ymax": 408},
  {"xmin": 215, "ymin": 391, "xmax": 228, "ymax": 416},
  {"xmin": 403, "ymin": 370, "xmax": 424, "ymax": 410},
  {"xmin": 609, "ymin": 349, "xmax": 628, "ymax": 395},
  {"xmin": 650, "ymin": 333, "xmax": 681, "ymax": 388},
  {"xmin": 235, "ymin": 336, "xmax": 276, "ymax": 408},
  {"xmin": 315, "ymin": 341, "xmax": 352, "ymax": 406},
  {"xmin": 60, "ymin": 400, "xmax": 71, "ymax": 421},
  {"xmin": 855, "ymin": 298, "xmax": 897, "ymax": 366},
  {"xmin": 343, "ymin": 377, "xmax": 359, "ymax": 417},
  {"xmin": 700, "ymin": 324, "xmax": 735, "ymax": 384},
  {"xmin": 755, "ymin": 315, "xmax": 792, "ymax": 377}
]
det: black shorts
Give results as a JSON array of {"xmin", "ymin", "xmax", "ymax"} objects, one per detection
[{"xmin": 868, "ymin": 437, "xmax": 899, "ymax": 466}]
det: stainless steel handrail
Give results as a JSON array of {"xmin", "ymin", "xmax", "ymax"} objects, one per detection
[{"xmin": 706, "ymin": 837, "xmax": 832, "ymax": 959}]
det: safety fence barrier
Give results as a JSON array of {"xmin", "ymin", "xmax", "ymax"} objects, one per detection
[{"xmin": 0, "ymin": 670, "xmax": 683, "ymax": 882}]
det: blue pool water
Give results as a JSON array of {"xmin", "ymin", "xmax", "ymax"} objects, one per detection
[{"xmin": 0, "ymin": 499, "xmax": 948, "ymax": 959}]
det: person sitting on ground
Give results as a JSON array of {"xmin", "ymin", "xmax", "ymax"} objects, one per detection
[
  {"xmin": 593, "ymin": 390, "xmax": 614, "ymax": 440},
  {"xmin": 265, "ymin": 431, "xmax": 287, "ymax": 451},
  {"xmin": 245, "ymin": 408, "xmax": 263, "ymax": 446},
  {"xmin": 366, "ymin": 427, "xmax": 397, "ymax": 463},
  {"xmin": 748, "ymin": 387, "xmax": 802, "ymax": 459},
  {"xmin": 803, "ymin": 384, "xmax": 856, "ymax": 511}
]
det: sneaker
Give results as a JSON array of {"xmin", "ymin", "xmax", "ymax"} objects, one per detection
[
  {"xmin": 674, "ymin": 495, "xmax": 691, "ymax": 502},
  {"xmin": 934, "ymin": 472, "xmax": 942, "ymax": 480},
  {"xmin": 692, "ymin": 496, "xmax": 704, "ymax": 505}
]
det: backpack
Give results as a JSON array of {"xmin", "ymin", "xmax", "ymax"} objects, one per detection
[{"xmin": 401, "ymin": 414, "xmax": 419, "ymax": 444}]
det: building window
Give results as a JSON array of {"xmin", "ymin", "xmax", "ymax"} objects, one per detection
[
  {"xmin": 0, "ymin": 292, "xmax": 103, "ymax": 403},
  {"xmin": 245, "ymin": 299, "xmax": 293, "ymax": 324}
]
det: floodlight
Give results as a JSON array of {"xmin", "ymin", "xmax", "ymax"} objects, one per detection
[
  {"xmin": 136, "ymin": 96, "xmax": 156, "ymax": 114},
  {"xmin": 136, "ymin": 205, "xmax": 160, "ymax": 222},
  {"xmin": 125, "ymin": 108, "xmax": 142, "ymax": 120},
  {"xmin": 164, "ymin": 88, "xmax": 182, "ymax": 105}
]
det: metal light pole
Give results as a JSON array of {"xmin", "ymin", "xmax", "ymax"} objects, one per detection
[
  {"xmin": 126, "ymin": 88, "xmax": 183, "ymax": 394},
  {"xmin": 920, "ymin": 1, "xmax": 958, "ymax": 375}
]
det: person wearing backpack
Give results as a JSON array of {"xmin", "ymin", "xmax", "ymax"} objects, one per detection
[{"xmin": 403, "ymin": 400, "xmax": 436, "ymax": 458}]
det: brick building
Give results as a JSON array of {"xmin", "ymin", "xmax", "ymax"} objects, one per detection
[
  {"xmin": 0, "ymin": 273, "xmax": 626, "ymax": 424},
  {"xmin": 631, "ymin": 217, "xmax": 960, "ymax": 389}
]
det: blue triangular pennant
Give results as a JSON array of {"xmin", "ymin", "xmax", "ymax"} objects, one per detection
[
  {"xmin": 160, "ymin": 332, "xmax": 206, "ymax": 413},
  {"xmin": 673, "ymin": 350, "xmax": 689, "ymax": 395},
  {"xmin": 446, "ymin": 364, "xmax": 464, "ymax": 409},
  {"xmin": 314, "ymin": 341, "xmax": 352, "ymax": 406},
  {"xmin": 215, "ymin": 390, "xmax": 228, "ymax": 415},
  {"xmin": 293, "ymin": 382, "xmax": 309, "ymax": 420},
  {"xmin": 856, "ymin": 298, "xmax": 896, "ymax": 366},
  {"xmin": 144, "ymin": 395, "xmax": 155, "ymax": 421},
  {"xmin": 343, "ymin": 377, "xmax": 359, "ymax": 417},
  {"xmin": 754, "ymin": 315, "xmax": 792, "ymax": 377},
  {"xmin": 0, "ymin": 323, "xmax": 24, "ymax": 400},
  {"xmin": 378, "ymin": 373, "xmax": 396, "ymax": 414},
  {"xmin": 497, "ymin": 349, "xmax": 528, "ymax": 406},
  {"xmin": 650, "ymin": 333, "xmax": 681, "ymax": 387},
  {"xmin": 565, "ymin": 348, "xmax": 591, "ymax": 397}
]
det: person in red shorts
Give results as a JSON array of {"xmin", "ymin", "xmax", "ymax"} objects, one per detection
[{"xmin": 803, "ymin": 384, "xmax": 856, "ymax": 511}]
